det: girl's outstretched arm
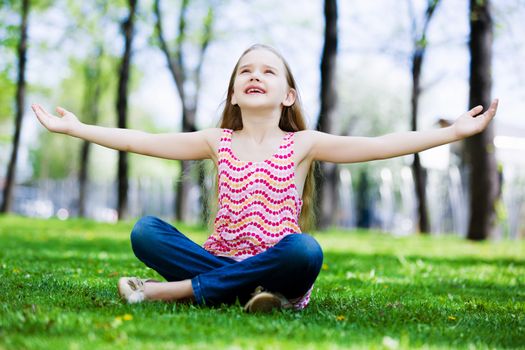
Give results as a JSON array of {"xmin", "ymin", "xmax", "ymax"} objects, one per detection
[
  {"xmin": 31, "ymin": 104, "xmax": 218, "ymax": 161},
  {"xmin": 309, "ymin": 99, "xmax": 498, "ymax": 164}
]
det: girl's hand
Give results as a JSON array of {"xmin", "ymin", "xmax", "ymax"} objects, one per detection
[
  {"xmin": 453, "ymin": 99, "xmax": 498, "ymax": 140},
  {"xmin": 31, "ymin": 104, "xmax": 81, "ymax": 135}
]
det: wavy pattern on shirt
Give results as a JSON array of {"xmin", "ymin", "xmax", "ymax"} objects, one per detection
[{"xmin": 202, "ymin": 128, "xmax": 311, "ymax": 309}]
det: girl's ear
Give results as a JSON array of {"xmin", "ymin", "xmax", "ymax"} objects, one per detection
[{"xmin": 282, "ymin": 88, "xmax": 297, "ymax": 107}]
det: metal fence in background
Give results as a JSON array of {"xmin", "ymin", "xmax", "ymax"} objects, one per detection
[{"xmin": 1, "ymin": 165, "xmax": 524, "ymax": 239}]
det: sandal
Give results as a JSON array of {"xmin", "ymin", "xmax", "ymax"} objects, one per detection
[{"xmin": 117, "ymin": 277, "xmax": 159, "ymax": 304}]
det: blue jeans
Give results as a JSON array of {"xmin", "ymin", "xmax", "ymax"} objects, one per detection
[{"xmin": 129, "ymin": 216, "xmax": 324, "ymax": 306}]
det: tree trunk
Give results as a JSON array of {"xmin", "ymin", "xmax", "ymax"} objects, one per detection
[
  {"xmin": 78, "ymin": 48, "xmax": 103, "ymax": 217},
  {"xmin": 175, "ymin": 107, "xmax": 197, "ymax": 222},
  {"xmin": 116, "ymin": 0, "xmax": 137, "ymax": 220},
  {"xmin": 408, "ymin": 0, "xmax": 440, "ymax": 234},
  {"xmin": 411, "ymin": 52, "xmax": 429, "ymax": 233},
  {"xmin": 1, "ymin": 0, "xmax": 29, "ymax": 213},
  {"xmin": 154, "ymin": 0, "xmax": 214, "ymax": 223},
  {"xmin": 315, "ymin": 0, "xmax": 338, "ymax": 230},
  {"xmin": 197, "ymin": 160, "xmax": 209, "ymax": 225},
  {"xmin": 78, "ymin": 77, "xmax": 100, "ymax": 217},
  {"xmin": 466, "ymin": 0, "xmax": 498, "ymax": 240}
]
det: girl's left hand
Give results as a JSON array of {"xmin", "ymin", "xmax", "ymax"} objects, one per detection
[{"xmin": 453, "ymin": 99, "xmax": 498, "ymax": 139}]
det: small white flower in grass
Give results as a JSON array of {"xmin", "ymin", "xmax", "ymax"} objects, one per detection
[
  {"xmin": 382, "ymin": 336, "xmax": 399, "ymax": 350},
  {"xmin": 111, "ymin": 317, "xmax": 123, "ymax": 328},
  {"xmin": 345, "ymin": 272, "xmax": 356, "ymax": 279},
  {"xmin": 396, "ymin": 255, "xmax": 408, "ymax": 267},
  {"xmin": 97, "ymin": 252, "xmax": 109, "ymax": 260}
]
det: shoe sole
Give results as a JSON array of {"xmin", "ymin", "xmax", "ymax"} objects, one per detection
[{"xmin": 244, "ymin": 292, "xmax": 282, "ymax": 313}]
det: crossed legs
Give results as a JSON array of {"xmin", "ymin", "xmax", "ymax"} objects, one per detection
[{"xmin": 127, "ymin": 216, "xmax": 323, "ymax": 306}]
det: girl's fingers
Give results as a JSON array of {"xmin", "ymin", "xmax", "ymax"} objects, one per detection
[
  {"xmin": 36, "ymin": 104, "xmax": 48, "ymax": 116},
  {"xmin": 481, "ymin": 99, "xmax": 498, "ymax": 121},
  {"xmin": 32, "ymin": 104, "xmax": 45, "ymax": 120},
  {"xmin": 468, "ymin": 98, "xmax": 498, "ymax": 119},
  {"xmin": 32, "ymin": 104, "xmax": 56, "ymax": 130},
  {"xmin": 488, "ymin": 98, "xmax": 499, "ymax": 116},
  {"xmin": 56, "ymin": 106, "xmax": 66, "ymax": 116},
  {"xmin": 468, "ymin": 105, "xmax": 483, "ymax": 116}
]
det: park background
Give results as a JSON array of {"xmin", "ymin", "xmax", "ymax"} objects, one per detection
[
  {"xmin": 2, "ymin": 0, "xmax": 525, "ymax": 240},
  {"xmin": 1, "ymin": 0, "xmax": 525, "ymax": 240}
]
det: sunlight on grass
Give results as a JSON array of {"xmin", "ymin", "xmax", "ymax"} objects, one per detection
[{"xmin": 0, "ymin": 215, "xmax": 523, "ymax": 349}]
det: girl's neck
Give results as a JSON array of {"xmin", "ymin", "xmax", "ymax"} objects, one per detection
[{"xmin": 237, "ymin": 108, "xmax": 284, "ymax": 142}]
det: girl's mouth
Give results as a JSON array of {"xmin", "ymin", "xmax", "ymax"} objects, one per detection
[{"xmin": 244, "ymin": 86, "xmax": 266, "ymax": 94}]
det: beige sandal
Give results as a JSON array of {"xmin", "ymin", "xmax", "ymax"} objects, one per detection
[{"xmin": 117, "ymin": 277, "xmax": 159, "ymax": 304}]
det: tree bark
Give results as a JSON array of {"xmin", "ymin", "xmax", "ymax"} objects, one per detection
[
  {"xmin": 175, "ymin": 108, "xmax": 197, "ymax": 222},
  {"xmin": 466, "ymin": 0, "xmax": 499, "ymax": 240},
  {"xmin": 315, "ymin": 0, "xmax": 338, "ymax": 230},
  {"xmin": 78, "ymin": 47, "xmax": 103, "ymax": 217},
  {"xmin": 116, "ymin": 0, "xmax": 137, "ymax": 220},
  {"xmin": 411, "ymin": 52, "xmax": 429, "ymax": 233},
  {"xmin": 1, "ymin": 0, "xmax": 29, "ymax": 213},
  {"xmin": 154, "ymin": 0, "xmax": 214, "ymax": 223},
  {"xmin": 409, "ymin": 0, "xmax": 440, "ymax": 233}
]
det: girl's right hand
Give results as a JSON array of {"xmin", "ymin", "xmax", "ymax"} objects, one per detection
[{"xmin": 31, "ymin": 104, "xmax": 81, "ymax": 135}]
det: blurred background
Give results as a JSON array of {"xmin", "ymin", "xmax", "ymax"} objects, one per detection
[{"xmin": 0, "ymin": 0, "xmax": 524, "ymax": 240}]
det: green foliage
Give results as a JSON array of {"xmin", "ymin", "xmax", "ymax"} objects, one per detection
[
  {"xmin": 0, "ymin": 216, "xmax": 523, "ymax": 349},
  {"xmin": 0, "ymin": 70, "xmax": 15, "ymax": 124},
  {"xmin": 0, "ymin": 2, "xmax": 19, "ymax": 125},
  {"xmin": 29, "ymin": 132, "xmax": 80, "ymax": 179},
  {"xmin": 28, "ymin": 55, "xmax": 115, "ymax": 180},
  {"xmin": 416, "ymin": 35, "xmax": 428, "ymax": 49}
]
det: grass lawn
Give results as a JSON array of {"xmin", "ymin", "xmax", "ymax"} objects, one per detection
[{"xmin": 0, "ymin": 215, "xmax": 523, "ymax": 349}]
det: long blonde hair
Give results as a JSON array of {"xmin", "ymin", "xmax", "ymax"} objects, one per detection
[{"xmin": 209, "ymin": 44, "xmax": 317, "ymax": 232}]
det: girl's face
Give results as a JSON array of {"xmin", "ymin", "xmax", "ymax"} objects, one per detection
[{"xmin": 231, "ymin": 48, "xmax": 296, "ymax": 111}]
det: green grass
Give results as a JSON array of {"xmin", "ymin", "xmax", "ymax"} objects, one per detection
[{"xmin": 0, "ymin": 215, "xmax": 523, "ymax": 349}]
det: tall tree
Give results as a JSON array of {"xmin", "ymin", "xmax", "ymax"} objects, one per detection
[
  {"xmin": 116, "ymin": 0, "xmax": 137, "ymax": 219},
  {"xmin": 1, "ymin": 0, "xmax": 29, "ymax": 213},
  {"xmin": 408, "ymin": 0, "xmax": 440, "ymax": 233},
  {"xmin": 466, "ymin": 0, "xmax": 498, "ymax": 240},
  {"xmin": 153, "ymin": 0, "xmax": 214, "ymax": 223},
  {"xmin": 78, "ymin": 46, "xmax": 104, "ymax": 217},
  {"xmin": 315, "ymin": 0, "xmax": 338, "ymax": 230},
  {"xmin": 61, "ymin": 1, "xmax": 123, "ymax": 217}
]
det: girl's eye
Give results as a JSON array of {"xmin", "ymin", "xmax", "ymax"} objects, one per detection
[
  {"xmin": 240, "ymin": 69, "xmax": 250, "ymax": 74},
  {"xmin": 265, "ymin": 70, "xmax": 275, "ymax": 74}
]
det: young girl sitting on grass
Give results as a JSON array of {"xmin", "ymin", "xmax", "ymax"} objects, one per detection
[{"xmin": 32, "ymin": 44, "xmax": 498, "ymax": 313}]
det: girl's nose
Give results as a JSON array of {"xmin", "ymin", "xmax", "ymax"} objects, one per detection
[{"xmin": 250, "ymin": 70, "xmax": 261, "ymax": 81}]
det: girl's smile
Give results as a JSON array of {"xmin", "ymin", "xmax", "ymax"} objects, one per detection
[{"xmin": 244, "ymin": 85, "xmax": 266, "ymax": 94}]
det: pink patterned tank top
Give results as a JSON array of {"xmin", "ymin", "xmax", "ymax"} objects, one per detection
[{"xmin": 203, "ymin": 128, "xmax": 312, "ymax": 309}]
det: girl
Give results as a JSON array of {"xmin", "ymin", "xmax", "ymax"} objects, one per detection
[{"xmin": 32, "ymin": 44, "xmax": 498, "ymax": 313}]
